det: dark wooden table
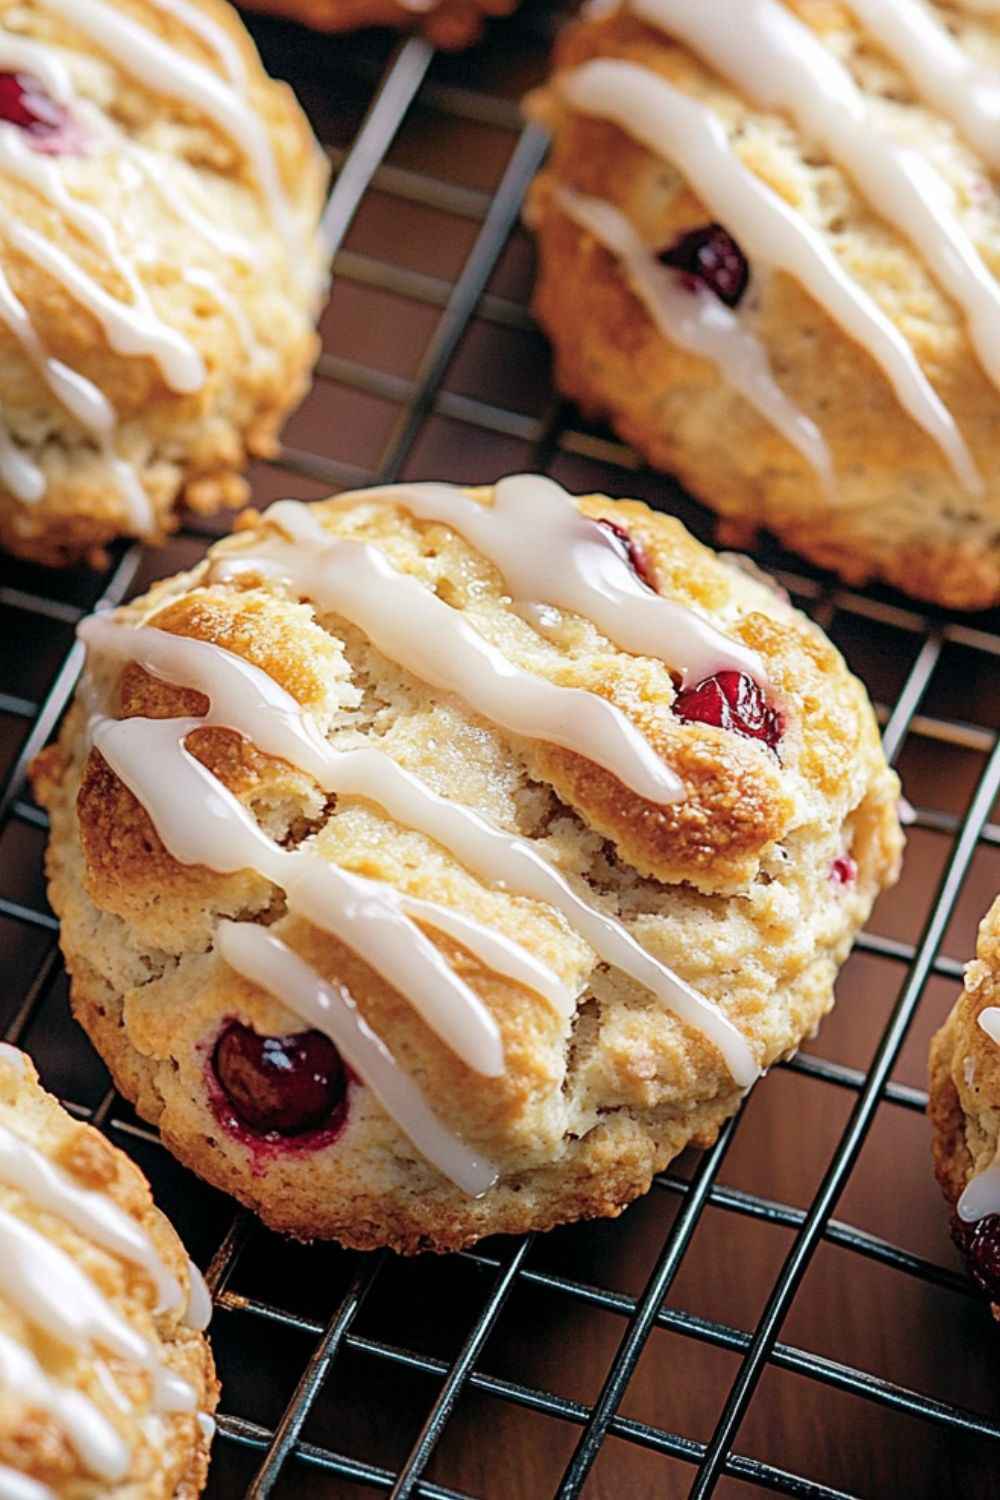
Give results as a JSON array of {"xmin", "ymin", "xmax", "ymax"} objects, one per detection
[{"xmin": 1, "ymin": 8, "xmax": 998, "ymax": 1496}]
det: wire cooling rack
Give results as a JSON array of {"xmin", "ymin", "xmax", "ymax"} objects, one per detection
[{"xmin": 3, "ymin": 8, "xmax": 1000, "ymax": 1496}]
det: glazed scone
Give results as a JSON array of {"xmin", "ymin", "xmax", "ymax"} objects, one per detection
[
  {"xmin": 0, "ymin": 1043, "xmax": 217, "ymax": 1497},
  {"xmin": 526, "ymin": 0, "xmax": 1000, "ymax": 609},
  {"xmin": 32, "ymin": 476, "xmax": 903, "ymax": 1252},
  {"xmin": 930, "ymin": 896, "xmax": 1000, "ymax": 1316},
  {"xmin": 242, "ymin": 0, "xmax": 518, "ymax": 50},
  {"xmin": 0, "ymin": 0, "xmax": 329, "ymax": 568}
]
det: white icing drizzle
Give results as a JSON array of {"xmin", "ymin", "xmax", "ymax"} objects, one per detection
[
  {"xmin": 87, "ymin": 710, "xmax": 508, "ymax": 1077},
  {"xmin": 955, "ymin": 1006, "xmax": 1000, "ymax": 1220},
  {"xmin": 184, "ymin": 266, "xmax": 259, "ymax": 361},
  {"xmin": 559, "ymin": 58, "xmax": 980, "ymax": 492},
  {"xmin": 549, "ymin": 190, "xmax": 834, "ymax": 493},
  {"xmin": 0, "ymin": 1467, "xmax": 52, "ymax": 1500},
  {"xmin": 841, "ymin": 0, "xmax": 1000, "ymax": 169},
  {"xmin": 631, "ymin": 0, "xmax": 1000, "ymax": 414},
  {"xmin": 36, "ymin": 0, "xmax": 299, "ymax": 257},
  {"xmin": 0, "ymin": 1329, "xmax": 128, "ymax": 1482},
  {"xmin": 184, "ymin": 1258, "xmax": 212, "ymax": 1332},
  {"xmin": 198, "ymin": 1412, "xmax": 216, "ymax": 1442},
  {"xmin": 0, "ymin": 256, "xmax": 154, "ymax": 526},
  {"xmin": 217, "ymin": 923, "xmax": 499, "ymax": 1195},
  {"xmin": 0, "ymin": 255, "xmax": 118, "ymax": 437},
  {"xmin": 225, "ymin": 501, "xmax": 686, "ymax": 806},
  {"xmin": 978, "ymin": 1005, "xmax": 1000, "ymax": 1045},
  {"xmin": 0, "ymin": 126, "xmax": 204, "ymax": 390},
  {"xmin": 341, "ymin": 475, "xmax": 766, "ymax": 687},
  {"xmin": 958, "ymin": 1161, "xmax": 1000, "ymax": 1221},
  {"xmin": 0, "ymin": 1046, "xmax": 29, "ymax": 1075},
  {"xmin": 0, "ymin": 1204, "xmax": 193, "ymax": 1407},
  {"xmin": 141, "ymin": 0, "xmax": 248, "ymax": 87},
  {"xmin": 0, "ymin": 1122, "xmax": 180, "ymax": 1313},
  {"xmin": 3, "ymin": 219, "xmax": 203, "ymax": 394},
  {"xmin": 124, "ymin": 145, "xmax": 262, "ymax": 268},
  {"xmin": 79, "ymin": 612, "xmax": 757, "ymax": 1087},
  {"xmin": 0, "ymin": 1078, "xmax": 207, "ymax": 1487},
  {"xmin": 0, "ymin": 35, "xmax": 75, "ymax": 104}
]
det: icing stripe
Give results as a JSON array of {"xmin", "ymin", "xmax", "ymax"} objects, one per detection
[
  {"xmin": 0, "ymin": 128, "xmax": 204, "ymax": 391},
  {"xmin": 549, "ymin": 188, "xmax": 833, "ymax": 492},
  {"xmin": 0, "ymin": 35, "xmax": 75, "ymax": 103},
  {"xmin": 224, "ymin": 501, "xmax": 687, "ymax": 806},
  {"xmin": 0, "ymin": 1330, "xmax": 127, "ymax": 1482},
  {"xmin": 559, "ymin": 58, "xmax": 980, "ymax": 492},
  {"xmin": 979, "ymin": 1005, "xmax": 1000, "ymax": 1045},
  {"xmin": 0, "ymin": 1203, "xmax": 195, "ymax": 1423},
  {"xmin": 632, "ymin": 0, "xmax": 1000, "ymax": 404},
  {"xmin": 335, "ymin": 475, "xmax": 769, "ymax": 686},
  {"xmin": 0, "ymin": 1122, "xmax": 181, "ymax": 1313},
  {"xmin": 0, "ymin": 1468, "xmax": 51, "ymax": 1500},
  {"xmin": 3, "ymin": 219, "xmax": 203, "ymax": 393},
  {"xmin": 142, "ymin": 0, "xmax": 248, "ymax": 87},
  {"xmin": 88, "ymin": 711, "xmax": 508, "ymax": 1076},
  {"xmin": 80, "ymin": 613, "xmax": 757, "ymax": 1087},
  {"xmin": 0, "ymin": 258, "xmax": 152, "ymax": 531},
  {"xmin": 841, "ymin": 0, "xmax": 1000, "ymax": 169},
  {"xmin": 36, "ymin": 0, "xmax": 299, "ymax": 256},
  {"xmin": 217, "ymin": 923, "xmax": 499, "ymax": 1195}
]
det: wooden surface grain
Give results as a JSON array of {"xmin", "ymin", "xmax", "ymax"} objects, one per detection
[{"xmin": 0, "ymin": 8, "xmax": 998, "ymax": 1496}]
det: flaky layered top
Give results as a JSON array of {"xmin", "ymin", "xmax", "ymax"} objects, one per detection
[
  {"xmin": 34, "ymin": 479, "xmax": 902, "ymax": 1249},
  {"xmin": 0, "ymin": 1048, "xmax": 217, "ymax": 1499},
  {"xmin": 0, "ymin": 0, "xmax": 328, "ymax": 566},
  {"xmin": 527, "ymin": 0, "xmax": 1000, "ymax": 608}
]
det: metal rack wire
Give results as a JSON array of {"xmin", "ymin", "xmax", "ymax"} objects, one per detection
[{"xmin": 2, "ymin": 9, "xmax": 1000, "ymax": 1496}]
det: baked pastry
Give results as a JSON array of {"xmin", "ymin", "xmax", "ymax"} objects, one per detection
[
  {"xmin": 32, "ymin": 475, "xmax": 903, "ymax": 1252},
  {"xmin": 0, "ymin": 0, "xmax": 329, "ymax": 568},
  {"xmin": 930, "ymin": 896, "xmax": 1000, "ymax": 1316},
  {"xmin": 241, "ymin": 0, "xmax": 518, "ymax": 52},
  {"xmin": 0, "ymin": 1043, "xmax": 217, "ymax": 1496},
  {"xmin": 526, "ymin": 0, "xmax": 1000, "ymax": 610}
]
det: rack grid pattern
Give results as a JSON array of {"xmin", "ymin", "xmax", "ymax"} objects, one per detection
[{"xmin": 2, "ymin": 13, "xmax": 1000, "ymax": 1497}]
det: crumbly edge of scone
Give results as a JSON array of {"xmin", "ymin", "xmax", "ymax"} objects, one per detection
[
  {"xmin": 526, "ymin": 5, "xmax": 1000, "ymax": 610},
  {"xmin": 930, "ymin": 897, "xmax": 1000, "ymax": 1210},
  {"xmin": 0, "ymin": 0, "xmax": 329, "ymax": 566},
  {"xmin": 31, "ymin": 487, "xmax": 903, "ymax": 1252},
  {"xmin": 0, "ymin": 1056, "xmax": 218, "ymax": 1498},
  {"xmin": 59, "ymin": 934, "xmax": 841, "ymax": 1253}
]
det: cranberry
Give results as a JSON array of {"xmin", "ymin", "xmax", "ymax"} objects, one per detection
[
  {"xmin": 830, "ymin": 855, "xmax": 857, "ymax": 885},
  {"xmin": 674, "ymin": 670, "xmax": 783, "ymax": 752},
  {"xmin": 659, "ymin": 224, "xmax": 749, "ymax": 308},
  {"xmin": 0, "ymin": 73, "xmax": 79, "ymax": 154},
  {"xmin": 212, "ymin": 1021, "xmax": 346, "ymax": 1138},
  {"xmin": 596, "ymin": 518, "xmax": 657, "ymax": 592},
  {"xmin": 951, "ymin": 1213, "xmax": 1000, "ymax": 1302}
]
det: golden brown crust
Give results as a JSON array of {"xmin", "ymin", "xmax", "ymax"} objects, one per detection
[
  {"xmin": 0, "ymin": 1050, "xmax": 218, "ymax": 1496},
  {"xmin": 0, "ymin": 0, "xmax": 328, "ymax": 567},
  {"xmin": 527, "ymin": 4, "xmax": 1000, "ymax": 610},
  {"xmin": 242, "ymin": 0, "xmax": 519, "ymax": 50},
  {"xmin": 33, "ymin": 482, "xmax": 903, "ymax": 1252}
]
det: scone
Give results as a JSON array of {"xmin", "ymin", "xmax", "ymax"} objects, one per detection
[
  {"xmin": 241, "ymin": 0, "xmax": 518, "ymax": 50},
  {"xmin": 930, "ymin": 896, "xmax": 1000, "ymax": 1317},
  {"xmin": 0, "ymin": 0, "xmax": 329, "ymax": 568},
  {"xmin": 526, "ymin": 0, "xmax": 1000, "ymax": 609},
  {"xmin": 31, "ymin": 475, "xmax": 903, "ymax": 1252},
  {"xmin": 0, "ymin": 1043, "xmax": 217, "ymax": 1496}
]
